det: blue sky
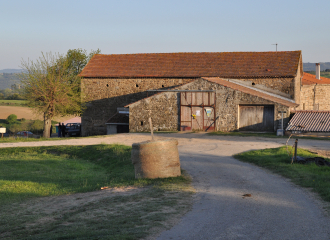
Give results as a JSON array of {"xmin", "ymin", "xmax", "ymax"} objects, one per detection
[{"xmin": 1, "ymin": 0, "xmax": 330, "ymax": 69}]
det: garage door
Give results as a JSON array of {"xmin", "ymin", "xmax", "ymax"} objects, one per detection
[{"xmin": 239, "ymin": 105, "xmax": 274, "ymax": 131}]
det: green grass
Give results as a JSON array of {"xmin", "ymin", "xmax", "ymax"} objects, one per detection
[
  {"xmin": 0, "ymin": 100, "xmax": 28, "ymax": 106},
  {"xmin": 209, "ymin": 131, "xmax": 283, "ymax": 138},
  {"xmin": 0, "ymin": 136, "xmax": 73, "ymax": 143},
  {"xmin": 234, "ymin": 146, "xmax": 330, "ymax": 202},
  {"xmin": 0, "ymin": 144, "xmax": 194, "ymax": 239},
  {"xmin": 209, "ymin": 131, "xmax": 330, "ymax": 141}
]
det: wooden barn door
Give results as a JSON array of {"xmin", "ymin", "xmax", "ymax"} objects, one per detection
[
  {"xmin": 180, "ymin": 92, "xmax": 215, "ymax": 131},
  {"xmin": 239, "ymin": 105, "xmax": 274, "ymax": 131}
]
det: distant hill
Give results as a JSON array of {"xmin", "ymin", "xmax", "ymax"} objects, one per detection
[
  {"xmin": 0, "ymin": 72, "xmax": 22, "ymax": 89},
  {"xmin": 303, "ymin": 62, "xmax": 330, "ymax": 71},
  {"xmin": 0, "ymin": 69, "xmax": 25, "ymax": 74}
]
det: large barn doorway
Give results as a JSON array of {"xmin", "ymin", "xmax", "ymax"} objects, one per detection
[
  {"xmin": 238, "ymin": 105, "xmax": 274, "ymax": 131},
  {"xmin": 180, "ymin": 92, "xmax": 216, "ymax": 131}
]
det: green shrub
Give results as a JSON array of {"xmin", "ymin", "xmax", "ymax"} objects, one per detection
[
  {"xmin": 6, "ymin": 114, "xmax": 17, "ymax": 124},
  {"xmin": 9, "ymin": 124, "xmax": 22, "ymax": 133},
  {"xmin": 29, "ymin": 120, "xmax": 43, "ymax": 132}
]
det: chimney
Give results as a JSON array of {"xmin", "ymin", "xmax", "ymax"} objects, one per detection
[{"xmin": 316, "ymin": 63, "xmax": 321, "ymax": 80}]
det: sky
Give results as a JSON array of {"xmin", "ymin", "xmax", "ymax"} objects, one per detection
[{"xmin": 1, "ymin": 0, "xmax": 330, "ymax": 69}]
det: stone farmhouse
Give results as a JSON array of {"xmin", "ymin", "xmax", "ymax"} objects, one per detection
[{"xmin": 79, "ymin": 51, "xmax": 304, "ymax": 136}]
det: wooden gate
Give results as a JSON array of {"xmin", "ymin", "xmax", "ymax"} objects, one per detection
[
  {"xmin": 239, "ymin": 105, "xmax": 274, "ymax": 131},
  {"xmin": 180, "ymin": 92, "xmax": 216, "ymax": 131}
]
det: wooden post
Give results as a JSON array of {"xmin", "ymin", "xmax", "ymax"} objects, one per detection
[
  {"xmin": 294, "ymin": 139, "xmax": 298, "ymax": 162},
  {"xmin": 149, "ymin": 117, "xmax": 154, "ymax": 141}
]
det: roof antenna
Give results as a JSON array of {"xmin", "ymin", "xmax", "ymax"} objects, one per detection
[{"xmin": 272, "ymin": 43, "xmax": 278, "ymax": 51}]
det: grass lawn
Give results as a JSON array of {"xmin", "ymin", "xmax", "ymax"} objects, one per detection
[
  {"xmin": 209, "ymin": 131, "xmax": 281, "ymax": 138},
  {"xmin": 0, "ymin": 144, "xmax": 194, "ymax": 240},
  {"xmin": 209, "ymin": 131, "xmax": 330, "ymax": 141},
  {"xmin": 0, "ymin": 136, "xmax": 76, "ymax": 143},
  {"xmin": 234, "ymin": 146, "xmax": 330, "ymax": 202}
]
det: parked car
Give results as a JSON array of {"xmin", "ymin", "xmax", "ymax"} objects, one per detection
[
  {"xmin": 67, "ymin": 123, "xmax": 81, "ymax": 137},
  {"xmin": 16, "ymin": 131, "xmax": 34, "ymax": 137},
  {"xmin": 65, "ymin": 123, "xmax": 80, "ymax": 135}
]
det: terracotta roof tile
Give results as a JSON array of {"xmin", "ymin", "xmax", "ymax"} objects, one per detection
[
  {"xmin": 286, "ymin": 110, "xmax": 330, "ymax": 132},
  {"xmin": 302, "ymin": 72, "xmax": 330, "ymax": 85},
  {"xmin": 203, "ymin": 77, "xmax": 298, "ymax": 108},
  {"xmin": 80, "ymin": 51, "xmax": 302, "ymax": 78}
]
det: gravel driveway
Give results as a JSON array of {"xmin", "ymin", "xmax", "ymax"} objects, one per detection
[{"xmin": 1, "ymin": 133, "xmax": 330, "ymax": 239}]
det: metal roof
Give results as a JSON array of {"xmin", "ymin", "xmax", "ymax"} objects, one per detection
[{"xmin": 286, "ymin": 111, "xmax": 330, "ymax": 132}]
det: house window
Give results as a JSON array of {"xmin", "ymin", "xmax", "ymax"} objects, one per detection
[
  {"xmin": 141, "ymin": 121, "xmax": 143, "ymax": 126},
  {"xmin": 136, "ymin": 84, "xmax": 139, "ymax": 87}
]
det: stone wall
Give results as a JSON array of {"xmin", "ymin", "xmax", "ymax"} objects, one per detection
[
  {"xmin": 238, "ymin": 77, "xmax": 296, "ymax": 99},
  {"xmin": 129, "ymin": 92, "xmax": 180, "ymax": 132},
  {"xmin": 81, "ymin": 78, "xmax": 194, "ymax": 136},
  {"xmin": 128, "ymin": 78, "xmax": 291, "ymax": 132},
  {"xmin": 186, "ymin": 79, "xmax": 291, "ymax": 131},
  {"xmin": 298, "ymin": 84, "xmax": 330, "ymax": 110}
]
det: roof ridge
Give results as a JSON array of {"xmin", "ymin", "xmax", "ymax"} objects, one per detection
[{"xmin": 95, "ymin": 51, "xmax": 301, "ymax": 56}]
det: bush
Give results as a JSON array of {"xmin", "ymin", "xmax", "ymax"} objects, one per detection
[
  {"xmin": 29, "ymin": 120, "xmax": 43, "ymax": 132},
  {"xmin": 6, "ymin": 114, "xmax": 17, "ymax": 124},
  {"xmin": 9, "ymin": 123, "xmax": 22, "ymax": 133}
]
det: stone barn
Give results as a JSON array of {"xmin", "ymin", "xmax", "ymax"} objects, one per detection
[{"xmin": 79, "ymin": 51, "xmax": 303, "ymax": 136}]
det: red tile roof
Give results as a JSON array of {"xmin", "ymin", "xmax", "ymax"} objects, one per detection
[
  {"xmin": 79, "ymin": 51, "xmax": 302, "ymax": 78},
  {"xmin": 286, "ymin": 110, "xmax": 330, "ymax": 132},
  {"xmin": 203, "ymin": 77, "xmax": 298, "ymax": 108},
  {"xmin": 302, "ymin": 72, "xmax": 330, "ymax": 85}
]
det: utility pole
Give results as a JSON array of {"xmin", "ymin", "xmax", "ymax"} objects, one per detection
[{"xmin": 272, "ymin": 43, "xmax": 278, "ymax": 51}]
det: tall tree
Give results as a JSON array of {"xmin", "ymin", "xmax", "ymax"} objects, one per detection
[
  {"xmin": 66, "ymin": 48, "xmax": 101, "ymax": 76},
  {"xmin": 20, "ymin": 49, "xmax": 100, "ymax": 138},
  {"xmin": 20, "ymin": 52, "xmax": 81, "ymax": 138}
]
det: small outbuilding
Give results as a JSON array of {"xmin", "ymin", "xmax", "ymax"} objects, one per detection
[
  {"xmin": 125, "ymin": 77, "xmax": 298, "ymax": 132},
  {"xmin": 286, "ymin": 110, "xmax": 330, "ymax": 135}
]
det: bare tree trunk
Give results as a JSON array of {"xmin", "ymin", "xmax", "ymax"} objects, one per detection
[{"xmin": 43, "ymin": 113, "xmax": 51, "ymax": 138}]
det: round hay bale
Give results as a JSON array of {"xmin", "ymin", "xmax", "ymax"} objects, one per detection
[{"xmin": 131, "ymin": 139, "xmax": 181, "ymax": 179}]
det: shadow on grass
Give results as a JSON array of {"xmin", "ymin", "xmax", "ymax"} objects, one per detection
[{"xmin": 0, "ymin": 144, "xmax": 191, "ymax": 205}]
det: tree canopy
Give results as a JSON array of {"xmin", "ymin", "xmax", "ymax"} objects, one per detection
[{"xmin": 20, "ymin": 49, "xmax": 100, "ymax": 138}]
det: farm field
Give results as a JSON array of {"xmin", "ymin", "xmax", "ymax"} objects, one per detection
[
  {"xmin": 0, "ymin": 106, "xmax": 75, "ymax": 122},
  {"xmin": 0, "ymin": 100, "xmax": 28, "ymax": 106}
]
